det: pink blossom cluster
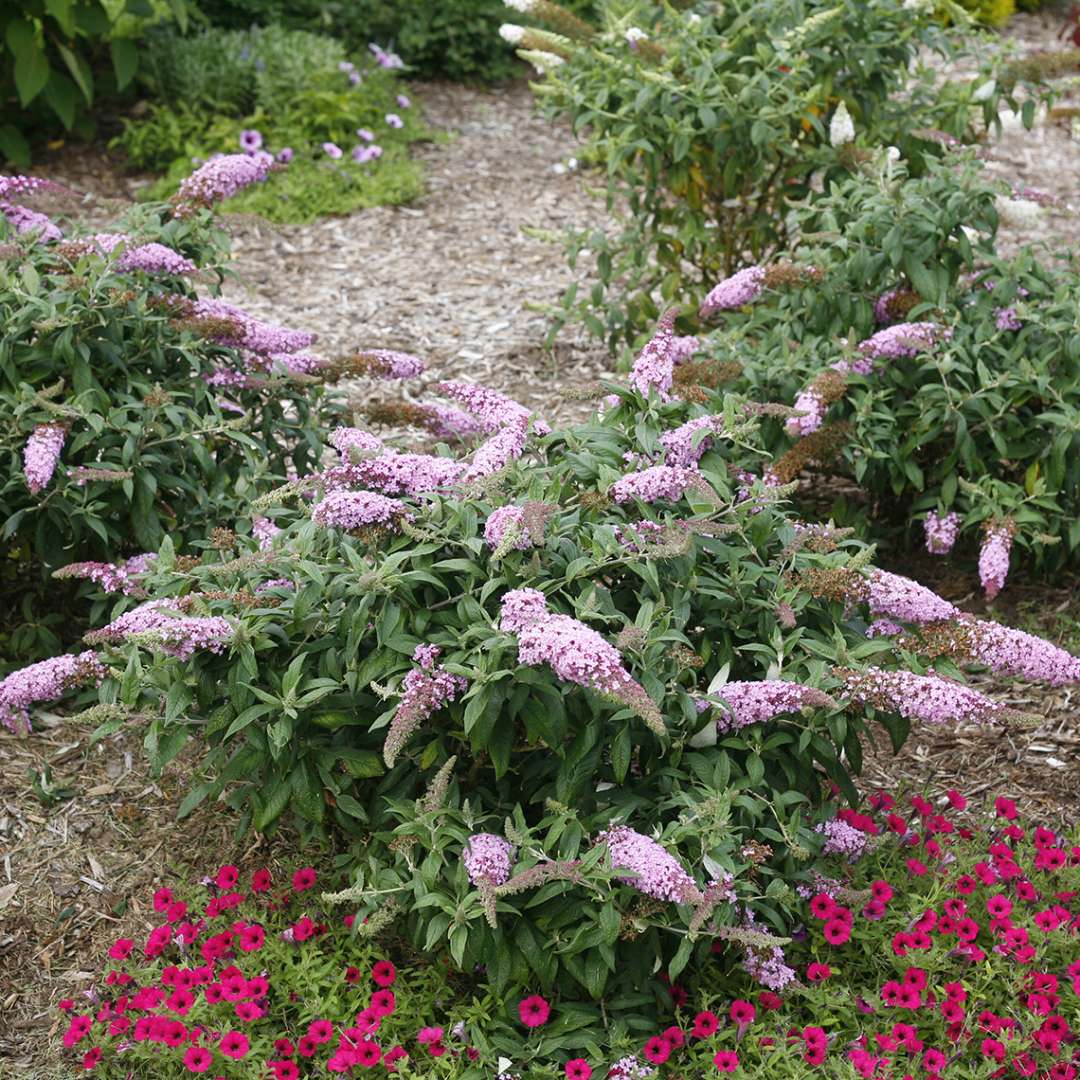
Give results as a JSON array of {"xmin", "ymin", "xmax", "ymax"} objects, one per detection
[
  {"xmin": 86, "ymin": 233, "xmax": 196, "ymax": 274},
  {"xmin": 252, "ymin": 517, "xmax": 282, "ymax": 550},
  {"xmin": 268, "ymin": 352, "xmax": 326, "ymax": 376},
  {"xmin": 841, "ymin": 666, "xmax": 1006, "ymax": 725},
  {"xmin": 311, "ymin": 490, "xmax": 408, "ymax": 530},
  {"xmin": 413, "ymin": 403, "xmax": 485, "ymax": 441},
  {"xmin": 355, "ymin": 349, "xmax": 425, "ymax": 378},
  {"xmin": 979, "ymin": 525, "xmax": 1013, "ymax": 601},
  {"xmin": 0, "ymin": 175, "xmax": 63, "ymax": 199},
  {"xmin": 484, "ymin": 505, "xmax": 531, "ymax": 550},
  {"xmin": 53, "ymin": 554, "xmax": 155, "ymax": 595},
  {"xmin": 462, "ymin": 834, "xmax": 516, "ymax": 886},
  {"xmin": 857, "ymin": 322, "xmax": 943, "ymax": 360},
  {"xmin": 629, "ymin": 308, "xmax": 680, "ymax": 400},
  {"xmin": 174, "ymin": 152, "xmax": 276, "ymax": 214},
  {"xmin": 961, "ymin": 619, "xmax": 1080, "ymax": 685},
  {"xmin": 873, "ymin": 289, "xmax": 905, "ymax": 324},
  {"xmin": 86, "ymin": 604, "xmax": 233, "ymax": 661},
  {"xmin": 328, "ymin": 427, "xmax": 383, "ymax": 461},
  {"xmin": 498, "ymin": 589, "xmax": 662, "ymax": 733},
  {"xmin": 437, "ymin": 381, "xmax": 549, "ymax": 436},
  {"xmin": 595, "ymin": 825, "xmax": 703, "ymax": 904},
  {"xmin": 786, "ymin": 387, "xmax": 828, "ymax": 437},
  {"xmin": 996, "ymin": 307, "xmax": 1022, "ymax": 331},
  {"xmin": 0, "ymin": 651, "xmax": 107, "ymax": 734},
  {"xmin": 191, "ymin": 298, "xmax": 315, "ymax": 356},
  {"xmin": 671, "ymin": 334, "xmax": 700, "ymax": 364},
  {"xmin": 866, "ymin": 569, "xmax": 959, "ymax": 624},
  {"xmin": 383, "ymin": 645, "xmax": 468, "ymax": 766},
  {"xmin": 699, "ymin": 266, "xmax": 765, "ymax": 316},
  {"xmin": 739, "ymin": 907, "xmax": 797, "ymax": 990},
  {"xmin": 924, "ymin": 510, "xmax": 960, "ymax": 555},
  {"xmin": 463, "ymin": 419, "xmax": 529, "ymax": 482},
  {"xmin": 710, "ymin": 680, "xmax": 834, "ymax": 733},
  {"xmin": 609, "ymin": 465, "xmax": 703, "ymax": 505},
  {"xmin": 815, "ymin": 818, "xmax": 869, "ymax": 862},
  {"xmin": 344, "ymin": 452, "xmax": 465, "ymax": 495},
  {"xmin": 1, "ymin": 201, "xmax": 62, "ymax": 241},
  {"xmin": 659, "ymin": 414, "xmax": 725, "ymax": 467},
  {"xmin": 23, "ymin": 423, "xmax": 66, "ymax": 494}
]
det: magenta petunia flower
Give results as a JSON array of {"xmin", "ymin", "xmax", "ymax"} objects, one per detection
[{"xmin": 519, "ymin": 994, "xmax": 551, "ymax": 1028}]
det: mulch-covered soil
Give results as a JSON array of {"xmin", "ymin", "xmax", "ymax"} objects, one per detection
[{"xmin": 3, "ymin": 15, "xmax": 1079, "ymax": 1071}]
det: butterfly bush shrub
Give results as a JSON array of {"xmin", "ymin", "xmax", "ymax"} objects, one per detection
[
  {"xmin": 37, "ymin": 315, "xmax": 1080, "ymax": 1001},
  {"xmin": 0, "ymin": 176, "xmax": 336, "ymax": 659},
  {"xmin": 506, "ymin": 0, "xmax": 1036, "ymax": 345},
  {"xmin": 698, "ymin": 148, "xmax": 1080, "ymax": 579}
]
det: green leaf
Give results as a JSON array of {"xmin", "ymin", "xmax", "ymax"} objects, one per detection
[
  {"xmin": 54, "ymin": 41, "xmax": 93, "ymax": 104},
  {"xmin": 45, "ymin": 0, "xmax": 76, "ymax": 35},
  {"xmin": 110, "ymin": 38, "xmax": 138, "ymax": 90},
  {"xmin": 10, "ymin": 27, "xmax": 50, "ymax": 107},
  {"xmin": 0, "ymin": 124, "xmax": 31, "ymax": 167},
  {"xmin": 254, "ymin": 777, "xmax": 291, "ymax": 831}
]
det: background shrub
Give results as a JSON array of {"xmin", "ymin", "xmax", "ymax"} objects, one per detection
[{"xmin": 515, "ymin": 0, "xmax": 1034, "ymax": 345}]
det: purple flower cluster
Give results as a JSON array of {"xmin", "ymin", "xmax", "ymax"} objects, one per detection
[
  {"xmin": 786, "ymin": 387, "xmax": 827, "ymax": 437},
  {"xmin": 0, "ymin": 651, "xmax": 107, "ymax": 734},
  {"xmin": 87, "ymin": 233, "xmax": 196, "ymax": 275},
  {"xmin": 86, "ymin": 603, "xmax": 233, "ymax": 661},
  {"xmin": 595, "ymin": 825, "xmax": 703, "ymax": 904},
  {"xmin": 346, "ymin": 452, "xmax": 465, "ymax": 495},
  {"xmin": 995, "ymin": 307, "xmax": 1022, "ymax": 331},
  {"xmin": 383, "ymin": 645, "xmax": 468, "ymax": 766},
  {"xmin": 355, "ymin": 349, "xmax": 425, "ymax": 379},
  {"xmin": 815, "ymin": 819, "xmax": 869, "ymax": 862},
  {"xmin": 252, "ymin": 517, "xmax": 282, "ymax": 550},
  {"xmin": 710, "ymin": 680, "xmax": 834, "ymax": 733},
  {"xmin": 0, "ymin": 175, "xmax": 62, "ymax": 200},
  {"xmin": 671, "ymin": 334, "xmax": 700, "ymax": 364},
  {"xmin": 740, "ymin": 908, "xmax": 797, "ymax": 991},
  {"xmin": 979, "ymin": 525, "xmax": 1012, "ymax": 601},
  {"xmin": 269, "ymin": 351, "xmax": 326, "ymax": 376},
  {"xmin": 191, "ymin": 297, "xmax": 315, "ymax": 355},
  {"xmin": 23, "ymin": 424, "xmax": 66, "ymax": 494},
  {"xmin": 924, "ymin": 510, "xmax": 960, "ymax": 555},
  {"xmin": 841, "ymin": 666, "xmax": 1006, "ymax": 725},
  {"xmin": 659, "ymin": 414, "xmax": 725, "ymax": 467},
  {"xmin": 961, "ymin": 619, "xmax": 1080, "ymax": 685},
  {"xmin": 414, "ymin": 403, "xmax": 485, "ymax": 441},
  {"xmin": 484, "ymin": 505, "xmax": 531, "ymax": 551},
  {"xmin": 857, "ymin": 322, "xmax": 942, "ymax": 360},
  {"xmin": 498, "ymin": 589, "xmax": 663, "ymax": 734},
  {"xmin": 174, "ymin": 152, "xmax": 275, "ymax": 214},
  {"xmin": 873, "ymin": 289, "xmax": 904, "ymax": 324},
  {"xmin": 462, "ymin": 834, "xmax": 516, "ymax": 886},
  {"xmin": 463, "ymin": 420, "xmax": 528, "ymax": 482},
  {"xmin": 329, "ymin": 427, "xmax": 383, "ymax": 461},
  {"xmin": 609, "ymin": 465, "xmax": 702, "ymax": 505},
  {"xmin": 437, "ymin": 381, "xmax": 550, "ymax": 436},
  {"xmin": 53, "ymin": 554, "xmax": 155, "ymax": 596},
  {"xmin": 699, "ymin": 266, "xmax": 765, "ymax": 316},
  {"xmin": 629, "ymin": 308, "xmax": 679, "ymax": 400},
  {"xmin": 1, "ymin": 201, "xmax": 62, "ymax": 242},
  {"xmin": 866, "ymin": 569, "xmax": 959, "ymax": 624},
  {"xmin": 311, "ymin": 490, "xmax": 408, "ymax": 530}
]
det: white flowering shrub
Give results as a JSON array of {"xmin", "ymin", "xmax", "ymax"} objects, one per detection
[
  {"xmin": 697, "ymin": 150, "xmax": 1080, "ymax": 585},
  {"xmin": 17, "ymin": 320, "xmax": 1080, "ymax": 1001}
]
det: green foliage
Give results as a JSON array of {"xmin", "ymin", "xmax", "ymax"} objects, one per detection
[
  {"xmin": 704, "ymin": 149, "xmax": 1080, "ymax": 571},
  {"xmin": 113, "ymin": 27, "xmax": 429, "ymax": 224},
  {"xmin": 951, "ymin": 0, "xmax": 1016, "ymax": 26},
  {"xmin": 0, "ymin": 203, "xmax": 333, "ymax": 661},
  {"xmin": 522, "ymin": 0, "xmax": 1032, "ymax": 346},
  {"xmin": 0, "ymin": 0, "xmax": 189, "ymax": 166}
]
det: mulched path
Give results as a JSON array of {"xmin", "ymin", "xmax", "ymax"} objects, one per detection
[{"xmin": 3, "ymin": 15, "xmax": 1080, "ymax": 1067}]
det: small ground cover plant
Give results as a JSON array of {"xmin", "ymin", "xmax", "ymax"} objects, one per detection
[
  {"xmin": 113, "ymin": 26, "xmax": 428, "ymax": 224},
  {"xmin": 9, "ymin": 305, "xmax": 1080, "ymax": 1007},
  {"xmin": 0, "ymin": 162, "xmax": 340, "ymax": 661},
  {"xmin": 690, "ymin": 146, "xmax": 1080, "ymax": 584},
  {"xmin": 52, "ymin": 793, "xmax": 1079, "ymax": 1077},
  {"xmin": 503, "ymin": 0, "xmax": 1039, "ymax": 344}
]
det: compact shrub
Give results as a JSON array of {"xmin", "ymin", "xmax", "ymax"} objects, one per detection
[
  {"xmin": 53, "ymin": 796, "xmax": 1080, "ymax": 1077},
  {"xmin": 114, "ymin": 28, "xmax": 427, "ymax": 224},
  {"xmin": 0, "ymin": 165, "xmax": 339, "ymax": 660},
  {"xmin": 692, "ymin": 147, "xmax": 1080, "ymax": 582},
  {"xmin": 0, "ymin": 0, "xmax": 189, "ymax": 166},
  {"xmin": 14, "ymin": 308, "xmax": 1080, "ymax": 1003},
  {"xmin": 506, "ymin": 0, "xmax": 1039, "ymax": 344}
]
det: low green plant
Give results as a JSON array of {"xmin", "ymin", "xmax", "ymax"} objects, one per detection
[{"xmin": 509, "ymin": 0, "xmax": 1039, "ymax": 346}]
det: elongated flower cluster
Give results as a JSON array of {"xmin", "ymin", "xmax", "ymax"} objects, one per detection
[
  {"xmin": 610, "ymin": 465, "xmax": 704, "ymax": 505},
  {"xmin": 383, "ymin": 645, "xmax": 468, "ymax": 766},
  {"xmin": 857, "ymin": 322, "xmax": 942, "ymax": 360},
  {"xmin": 311, "ymin": 490, "xmax": 408, "ymax": 530},
  {"xmin": 499, "ymin": 589, "xmax": 663, "ymax": 734},
  {"xmin": 866, "ymin": 569, "xmax": 959, "ymax": 624},
  {"xmin": 191, "ymin": 298, "xmax": 315, "ymax": 355},
  {"xmin": 23, "ymin": 424, "xmax": 66, "ymax": 494},
  {"xmin": 329, "ymin": 427, "xmax": 383, "ymax": 461},
  {"xmin": 95, "ymin": 235, "xmax": 196, "ymax": 275},
  {"xmin": 595, "ymin": 825, "xmax": 703, "ymax": 904},
  {"xmin": 252, "ymin": 517, "xmax": 282, "ymax": 550},
  {"xmin": 85, "ymin": 604, "xmax": 233, "ymax": 661},
  {"xmin": 53, "ymin": 554, "xmax": 155, "ymax": 595},
  {"xmin": 839, "ymin": 666, "xmax": 1006, "ymax": 724},
  {"xmin": 815, "ymin": 818, "xmax": 868, "ymax": 862},
  {"xmin": 437, "ymin": 381, "xmax": 549, "ymax": 435},
  {"xmin": 0, "ymin": 175, "xmax": 64, "ymax": 200},
  {"xmin": 787, "ymin": 387, "xmax": 828, "ymax": 436},
  {"xmin": 344, "ymin": 452, "xmax": 465, "ymax": 495},
  {"xmin": 629, "ymin": 308, "xmax": 680, "ymax": 400},
  {"xmin": 174, "ymin": 152, "xmax": 275, "ymax": 215},
  {"xmin": 699, "ymin": 267, "xmax": 765, "ymax": 316},
  {"xmin": 739, "ymin": 908, "xmax": 796, "ymax": 991},
  {"xmin": 873, "ymin": 287, "xmax": 920, "ymax": 324},
  {"xmin": 345, "ymin": 349, "xmax": 425, "ymax": 379},
  {"xmin": 1, "ymin": 201, "xmax": 62, "ymax": 242},
  {"xmin": 659, "ymin": 414, "xmax": 726, "ymax": 467},
  {"xmin": 0, "ymin": 651, "xmax": 107, "ymax": 734},
  {"xmin": 463, "ymin": 419, "xmax": 528, "ymax": 482},
  {"xmin": 484, "ymin": 505, "xmax": 531, "ymax": 551},
  {"xmin": 710, "ymin": 681, "xmax": 835, "ymax": 733},
  {"xmin": 924, "ymin": 510, "xmax": 960, "ymax": 555},
  {"xmin": 979, "ymin": 523, "xmax": 1013, "ymax": 601},
  {"xmin": 463, "ymin": 834, "xmax": 516, "ymax": 886}
]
